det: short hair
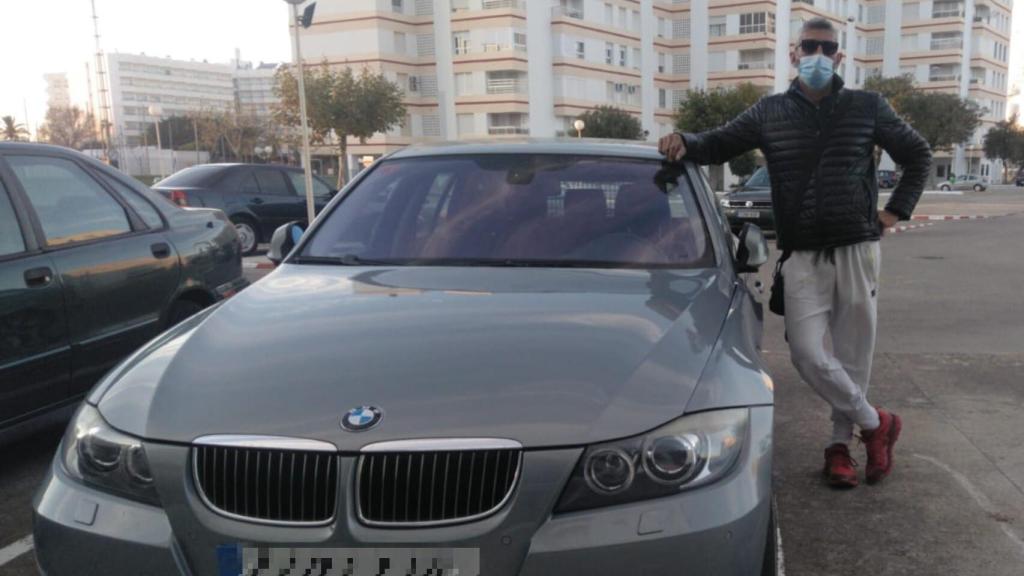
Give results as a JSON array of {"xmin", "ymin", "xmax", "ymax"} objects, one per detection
[{"xmin": 800, "ymin": 17, "xmax": 838, "ymax": 40}]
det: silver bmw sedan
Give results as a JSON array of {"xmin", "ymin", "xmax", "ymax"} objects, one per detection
[{"xmin": 34, "ymin": 140, "xmax": 776, "ymax": 576}]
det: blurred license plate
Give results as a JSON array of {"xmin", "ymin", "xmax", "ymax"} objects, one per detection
[
  {"xmin": 737, "ymin": 210, "xmax": 760, "ymax": 218},
  {"xmin": 218, "ymin": 546, "xmax": 480, "ymax": 576}
]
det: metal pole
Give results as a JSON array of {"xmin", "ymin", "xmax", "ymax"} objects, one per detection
[
  {"xmin": 193, "ymin": 117, "xmax": 200, "ymax": 164},
  {"xmin": 292, "ymin": 2, "xmax": 316, "ymax": 225},
  {"xmin": 168, "ymin": 120, "xmax": 175, "ymax": 173},
  {"xmin": 153, "ymin": 117, "xmax": 163, "ymax": 180}
]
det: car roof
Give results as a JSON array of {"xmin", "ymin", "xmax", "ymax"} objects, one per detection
[
  {"xmin": 0, "ymin": 142, "xmax": 82, "ymax": 155},
  {"xmin": 387, "ymin": 138, "xmax": 666, "ymax": 161}
]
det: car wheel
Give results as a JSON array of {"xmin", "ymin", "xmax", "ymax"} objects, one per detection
[
  {"xmin": 974, "ymin": 184, "xmax": 984, "ymax": 192},
  {"xmin": 166, "ymin": 299, "xmax": 204, "ymax": 328},
  {"xmin": 760, "ymin": 495, "xmax": 779, "ymax": 576},
  {"xmin": 232, "ymin": 217, "xmax": 259, "ymax": 256},
  {"xmin": 940, "ymin": 184, "xmax": 951, "ymax": 191}
]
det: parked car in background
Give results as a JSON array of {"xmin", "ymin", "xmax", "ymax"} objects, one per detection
[
  {"xmin": 0, "ymin": 143, "xmax": 247, "ymax": 440},
  {"xmin": 152, "ymin": 164, "xmax": 337, "ymax": 255},
  {"xmin": 939, "ymin": 174, "xmax": 987, "ymax": 192},
  {"xmin": 1014, "ymin": 168, "xmax": 1024, "ymax": 187},
  {"xmin": 34, "ymin": 141, "xmax": 777, "ymax": 576},
  {"xmin": 719, "ymin": 166, "xmax": 774, "ymax": 233},
  {"xmin": 877, "ymin": 169, "xmax": 899, "ymax": 189}
]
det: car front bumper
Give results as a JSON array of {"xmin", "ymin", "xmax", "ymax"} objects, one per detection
[{"xmin": 34, "ymin": 406, "xmax": 772, "ymax": 576}]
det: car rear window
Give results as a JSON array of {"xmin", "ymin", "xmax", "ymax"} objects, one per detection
[
  {"xmin": 302, "ymin": 154, "xmax": 713, "ymax": 269},
  {"xmin": 154, "ymin": 165, "xmax": 226, "ymax": 187}
]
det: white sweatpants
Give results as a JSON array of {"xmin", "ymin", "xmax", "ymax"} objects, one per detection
[{"xmin": 783, "ymin": 241, "xmax": 882, "ymax": 446}]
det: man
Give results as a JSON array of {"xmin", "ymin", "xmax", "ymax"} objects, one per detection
[{"xmin": 660, "ymin": 17, "xmax": 931, "ymax": 488}]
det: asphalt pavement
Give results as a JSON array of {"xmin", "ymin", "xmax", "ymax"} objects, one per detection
[{"xmin": 1, "ymin": 188, "xmax": 1022, "ymax": 575}]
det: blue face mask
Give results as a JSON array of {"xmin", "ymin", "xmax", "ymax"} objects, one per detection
[{"xmin": 799, "ymin": 54, "xmax": 834, "ymax": 90}]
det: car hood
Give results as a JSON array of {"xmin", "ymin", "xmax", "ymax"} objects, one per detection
[
  {"xmin": 96, "ymin": 265, "xmax": 733, "ymax": 450},
  {"xmin": 725, "ymin": 188, "xmax": 771, "ymax": 200}
]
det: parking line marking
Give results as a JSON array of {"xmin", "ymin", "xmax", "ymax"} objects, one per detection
[
  {"xmin": 0, "ymin": 535, "xmax": 33, "ymax": 567},
  {"xmin": 775, "ymin": 496, "xmax": 786, "ymax": 576},
  {"xmin": 914, "ymin": 454, "xmax": 1024, "ymax": 557}
]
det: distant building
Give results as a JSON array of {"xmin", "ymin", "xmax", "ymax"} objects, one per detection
[
  {"xmin": 295, "ymin": 0, "xmax": 1013, "ymax": 183},
  {"xmin": 234, "ymin": 61, "xmax": 282, "ymax": 122},
  {"xmin": 44, "ymin": 73, "xmax": 71, "ymax": 108}
]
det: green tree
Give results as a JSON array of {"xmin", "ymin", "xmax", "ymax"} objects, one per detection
[
  {"xmin": 983, "ymin": 115, "xmax": 1024, "ymax": 183},
  {"xmin": 576, "ymin": 106, "xmax": 644, "ymax": 140},
  {"xmin": 863, "ymin": 74, "xmax": 916, "ymax": 116},
  {"xmin": 275, "ymin": 63, "xmax": 406, "ymax": 186},
  {"xmin": 189, "ymin": 110, "xmax": 267, "ymax": 162},
  {"xmin": 675, "ymin": 82, "xmax": 765, "ymax": 180},
  {"xmin": 144, "ymin": 116, "xmax": 199, "ymax": 151},
  {"xmin": 37, "ymin": 106, "xmax": 96, "ymax": 149},
  {"xmin": 900, "ymin": 92, "xmax": 982, "ymax": 152},
  {"xmin": 2, "ymin": 116, "xmax": 30, "ymax": 141}
]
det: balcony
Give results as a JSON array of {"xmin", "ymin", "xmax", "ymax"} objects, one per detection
[
  {"xmin": 486, "ymin": 74, "xmax": 527, "ymax": 95},
  {"xmin": 451, "ymin": 0, "xmax": 524, "ymax": 11},
  {"xmin": 489, "ymin": 126, "xmax": 530, "ymax": 135},
  {"xmin": 551, "ymin": 4, "xmax": 583, "ymax": 19},
  {"xmin": 738, "ymin": 62, "xmax": 775, "ymax": 70},
  {"xmin": 930, "ymin": 38, "xmax": 963, "ymax": 50}
]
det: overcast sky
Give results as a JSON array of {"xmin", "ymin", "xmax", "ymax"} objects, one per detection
[
  {"xmin": 4, "ymin": 1, "xmax": 1024, "ymax": 136},
  {"xmin": 0, "ymin": 0, "xmax": 294, "ymax": 135}
]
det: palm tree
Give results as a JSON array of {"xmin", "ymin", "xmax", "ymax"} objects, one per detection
[{"xmin": 2, "ymin": 116, "xmax": 30, "ymax": 141}]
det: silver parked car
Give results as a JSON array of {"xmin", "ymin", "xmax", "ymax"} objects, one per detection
[
  {"xmin": 34, "ymin": 141, "xmax": 776, "ymax": 576},
  {"xmin": 939, "ymin": 174, "xmax": 987, "ymax": 192}
]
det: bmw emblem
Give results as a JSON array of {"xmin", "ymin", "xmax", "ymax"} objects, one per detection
[
  {"xmin": 342, "ymin": 406, "xmax": 383, "ymax": 432},
  {"xmin": 745, "ymin": 200, "xmax": 754, "ymax": 208}
]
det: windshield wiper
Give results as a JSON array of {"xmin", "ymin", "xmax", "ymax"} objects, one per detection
[{"xmin": 290, "ymin": 255, "xmax": 399, "ymax": 266}]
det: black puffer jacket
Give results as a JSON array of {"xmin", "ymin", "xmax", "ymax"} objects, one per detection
[{"xmin": 681, "ymin": 77, "xmax": 932, "ymax": 251}]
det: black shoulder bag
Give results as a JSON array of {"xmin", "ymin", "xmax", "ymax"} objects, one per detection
[{"xmin": 769, "ymin": 92, "xmax": 849, "ymax": 316}]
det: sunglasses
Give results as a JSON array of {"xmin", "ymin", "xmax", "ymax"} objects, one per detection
[{"xmin": 800, "ymin": 39, "xmax": 840, "ymax": 56}]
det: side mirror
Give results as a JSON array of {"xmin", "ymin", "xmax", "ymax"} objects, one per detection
[
  {"xmin": 735, "ymin": 223, "xmax": 769, "ymax": 273},
  {"xmin": 268, "ymin": 221, "xmax": 305, "ymax": 265}
]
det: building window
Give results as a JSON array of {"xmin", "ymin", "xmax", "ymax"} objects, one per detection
[
  {"xmin": 674, "ymin": 18, "xmax": 690, "ymax": 40},
  {"xmin": 457, "ymin": 114, "xmax": 475, "ymax": 136},
  {"xmin": 394, "ymin": 32, "xmax": 407, "ymax": 55},
  {"xmin": 455, "ymin": 72, "xmax": 473, "ymax": 96},
  {"xmin": 932, "ymin": 1, "xmax": 962, "ymax": 19},
  {"xmin": 928, "ymin": 64, "xmax": 958, "ymax": 82},
  {"xmin": 453, "ymin": 31, "xmax": 470, "ymax": 55},
  {"xmin": 657, "ymin": 17, "xmax": 666, "ymax": 38},
  {"xmin": 632, "ymin": 48, "xmax": 641, "ymax": 70},
  {"xmin": 514, "ymin": 32, "xmax": 527, "ymax": 51},
  {"xmin": 392, "ymin": 0, "xmax": 403, "ymax": 13},
  {"xmin": 658, "ymin": 52, "xmax": 666, "ymax": 73},
  {"xmin": 739, "ymin": 13, "xmax": 767, "ymax": 34},
  {"xmin": 708, "ymin": 51, "xmax": 726, "ymax": 72},
  {"xmin": 673, "ymin": 53, "xmax": 690, "ymax": 75},
  {"xmin": 409, "ymin": 76, "xmax": 420, "ymax": 92},
  {"xmin": 423, "ymin": 114, "xmax": 441, "ymax": 137},
  {"xmin": 930, "ymin": 31, "xmax": 962, "ymax": 50},
  {"xmin": 865, "ymin": 4, "xmax": 885, "ymax": 24},
  {"xmin": 659, "ymin": 88, "xmax": 667, "ymax": 109},
  {"xmin": 709, "ymin": 16, "xmax": 726, "ymax": 37},
  {"xmin": 605, "ymin": 42, "xmax": 614, "ymax": 65},
  {"xmin": 866, "ymin": 37, "xmax": 884, "ymax": 55},
  {"xmin": 576, "ymin": 41, "xmax": 585, "ymax": 59},
  {"xmin": 604, "ymin": 3, "xmax": 613, "ymax": 25},
  {"xmin": 619, "ymin": 45, "xmax": 627, "ymax": 67},
  {"xmin": 902, "ymin": 2, "xmax": 919, "ymax": 21},
  {"xmin": 901, "ymin": 34, "xmax": 918, "ymax": 51}
]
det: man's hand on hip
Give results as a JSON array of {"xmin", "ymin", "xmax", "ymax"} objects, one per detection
[
  {"xmin": 878, "ymin": 209, "xmax": 900, "ymax": 235},
  {"xmin": 659, "ymin": 133, "xmax": 686, "ymax": 162}
]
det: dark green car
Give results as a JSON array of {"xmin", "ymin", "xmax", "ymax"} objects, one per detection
[{"xmin": 0, "ymin": 143, "xmax": 247, "ymax": 438}]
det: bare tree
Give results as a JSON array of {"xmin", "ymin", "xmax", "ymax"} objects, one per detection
[{"xmin": 38, "ymin": 106, "xmax": 96, "ymax": 149}]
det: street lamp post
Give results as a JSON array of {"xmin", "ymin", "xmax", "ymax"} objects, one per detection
[
  {"xmin": 574, "ymin": 119, "xmax": 585, "ymax": 139},
  {"xmin": 285, "ymin": 0, "xmax": 317, "ymax": 225},
  {"xmin": 147, "ymin": 104, "xmax": 164, "ymax": 180}
]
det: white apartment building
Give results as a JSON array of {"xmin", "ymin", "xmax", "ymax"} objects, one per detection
[
  {"xmin": 295, "ymin": 0, "xmax": 1012, "ymax": 182},
  {"xmin": 234, "ymin": 62, "xmax": 282, "ymax": 121},
  {"xmin": 43, "ymin": 73, "xmax": 71, "ymax": 108}
]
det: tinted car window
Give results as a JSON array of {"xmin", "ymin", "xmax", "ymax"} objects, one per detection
[
  {"xmin": 8, "ymin": 155, "xmax": 131, "ymax": 246},
  {"xmin": 0, "ymin": 183, "xmax": 26, "ymax": 257},
  {"xmin": 286, "ymin": 171, "xmax": 334, "ymax": 197},
  {"xmin": 254, "ymin": 170, "xmax": 291, "ymax": 196},
  {"xmin": 238, "ymin": 171, "xmax": 261, "ymax": 195},
  {"xmin": 303, "ymin": 155, "xmax": 712, "ymax": 269},
  {"xmin": 154, "ymin": 165, "xmax": 226, "ymax": 187},
  {"xmin": 101, "ymin": 175, "xmax": 164, "ymax": 229},
  {"xmin": 744, "ymin": 167, "xmax": 769, "ymax": 187}
]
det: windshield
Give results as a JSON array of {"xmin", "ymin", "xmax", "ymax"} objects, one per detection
[
  {"xmin": 301, "ymin": 154, "xmax": 713, "ymax": 269},
  {"xmin": 154, "ymin": 165, "xmax": 226, "ymax": 187},
  {"xmin": 744, "ymin": 166, "xmax": 770, "ymax": 188}
]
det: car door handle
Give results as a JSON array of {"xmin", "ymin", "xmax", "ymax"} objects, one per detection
[
  {"xmin": 251, "ymin": 197, "xmax": 264, "ymax": 205},
  {"xmin": 151, "ymin": 242, "xmax": 172, "ymax": 259},
  {"xmin": 24, "ymin": 267, "xmax": 54, "ymax": 288}
]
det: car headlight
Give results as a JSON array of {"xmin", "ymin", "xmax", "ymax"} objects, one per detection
[
  {"xmin": 554, "ymin": 408, "xmax": 748, "ymax": 513},
  {"xmin": 61, "ymin": 404, "xmax": 160, "ymax": 506},
  {"xmin": 719, "ymin": 198, "xmax": 731, "ymax": 208}
]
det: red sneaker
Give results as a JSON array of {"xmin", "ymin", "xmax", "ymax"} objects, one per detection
[
  {"xmin": 860, "ymin": 409, "xmax": 903, "ymax": 485},
  {"xmin": 823, "ymin": 443, "xmax": 859, "ymax": 488}
]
